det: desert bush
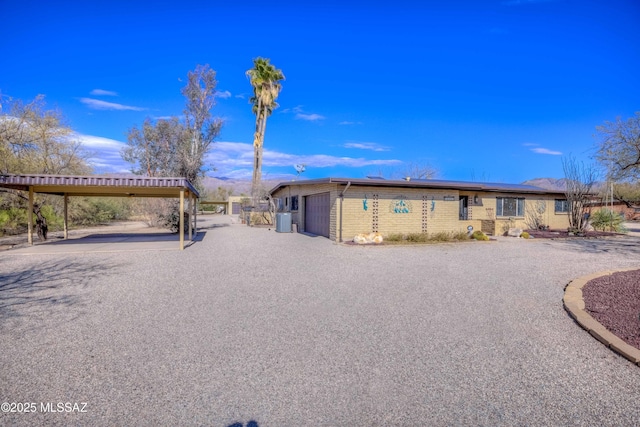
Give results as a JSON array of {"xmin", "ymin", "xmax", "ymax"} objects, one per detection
[
  {"xmin": 0, "ymin": 207, "xmax": 28, "ymax": 235},
  {"xmin": 520, "ymin": 231, "xmax": 530, "ymax": 239},
  {"xmin": 385, "ymin": 233, "xmax": 404, "ymax": 242},
  {"xmin": 589, "ymin": 209, "xmax": 627, "ymax": 232},
  {"xmin": 451, "ymin": 230, "xmax": 470, "ymax": 241},
  {"xmin": 471, "ymin": 230, "xmax": 489, "ymax": 241},
  {"xmin": 250, "ymin": 211, "xmax": 272, "ymax": 225},
  {"xmin": 406, "ymin": 232, "xmax": 429, "ymax": 242},
  {"xmin": 429, "ymin": 231, "xmax": 452, "ymax": 242},
  {"xmin": 383, "ymin": 231, "xmax": 472, "ymax": 244}
]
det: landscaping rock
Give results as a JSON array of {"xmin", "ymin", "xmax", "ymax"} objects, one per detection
[{"xmin": 508, "ymin": 228, "xmax": 523, "ymax": 237}]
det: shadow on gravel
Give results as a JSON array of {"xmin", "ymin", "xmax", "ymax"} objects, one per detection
[
  {"xmin": 47, "ymin": 232, "xmax": 179, "ymax": 244},
  {"xmin": 228, "ymin": 421, "xmax": 259, "ymax": 427},
  {"xmin": 550, "ymin": 236, "xmax": 640, "ymax": 256},
  {"xmin": 0, "ymin": 258, "xmax": 121, "ymax": 329},
  {"xmin": 197, "ymin": 222, "xmax": 231, "ymax": 230}
]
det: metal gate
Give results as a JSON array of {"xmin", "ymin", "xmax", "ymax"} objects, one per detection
[
  {"xmin": 231, "ymin": 202, "xmax": 240, "ymax": 214},
  {"xmin": 305, "ymin": 192, "xmax": 330, "ymax": 238}
]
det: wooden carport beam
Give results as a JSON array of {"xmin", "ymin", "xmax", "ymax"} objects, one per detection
[
  {"xmin": 180, "ymin": 189, "xmax": 185, "ymax": 250},
  {"xmin": 63, "ymin": 194, "xmax": 69, "ymax": 239},
  {"xmin": 28, "ymin": 186, "xmax": 34, "ymax": 245},
  {"xmin": 188, "ymin": 193, "xmax": 193, "ymax": 241},
  {"xmin": 193, "ymin": 194, "xmax": 197, "ymax": 240}
]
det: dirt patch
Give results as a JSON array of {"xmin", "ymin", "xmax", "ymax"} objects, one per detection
[{"xmin": 582, "ymin": 269, "xmax": 640, "ymax": 350}]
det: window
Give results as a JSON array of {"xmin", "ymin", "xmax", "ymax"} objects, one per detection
[
  {"xmin": 555, "ymin": 199, "xmax": 569, "ymax": 213},
  {"xmin": 291, "ymin": 195, "xmax": 299, "ymax": 211},
  {"xmin": 496, "ymin": 197, "xmax": 524, "ymax": 217}
]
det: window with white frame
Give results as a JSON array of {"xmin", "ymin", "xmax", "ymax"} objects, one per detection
[
  {"xmin": 291, "ymin": 195, "xmax": 299, "ymax": 211},
  {"xmin": 554, "ymin": 199, "xmax": 569, "ymax": 213},
  {"xmin": 496, "ymin": 197, "xmax": 525, "ymax": 217}
]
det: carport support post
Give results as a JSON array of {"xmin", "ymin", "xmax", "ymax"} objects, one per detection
[
  {"xmin": 192, "ymin": 194, "xmax": 197, "ymax": 240},
  {"xmin": 188, "ymin": 194, "xmax": 193, "ymax": 241},
  {"xmin": 179, "ymin": 189, "xmax": 185, "ymax": 250},
  {"xmin": 27, "ymin": 186, "xmax": 34, "ymax": 245},
  {"xmin": 63, "ymin": 194, "xmax": 69, "ymax": 239}
]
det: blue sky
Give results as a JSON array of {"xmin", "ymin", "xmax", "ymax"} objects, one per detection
[{"xmin": 1, "ymin": 0, "xmax": 638, "ymax": 183}]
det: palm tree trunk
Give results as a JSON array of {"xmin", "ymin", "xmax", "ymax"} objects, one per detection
[{"xmin": 252, "ymin": 98, "xmax": 264, "ymax": 201}]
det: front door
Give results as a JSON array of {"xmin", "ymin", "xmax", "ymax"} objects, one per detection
[{"xmin": 459, "ymin": 196, "xmax": 468, "ymax": 220}]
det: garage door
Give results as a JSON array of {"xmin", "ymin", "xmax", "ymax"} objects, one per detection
[{"xmin": 305, "ymin": 193, "xmax": 330, "ymax": 238}]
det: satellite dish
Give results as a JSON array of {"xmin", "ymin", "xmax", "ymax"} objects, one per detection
[{"xmin": 294, "ymin": 164, "xmax": 306, "ymax": 175}]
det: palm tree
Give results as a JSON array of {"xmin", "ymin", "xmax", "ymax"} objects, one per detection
[{"xmin": 246, "ymin": 57, "xmax": 285, "ymax": 201}]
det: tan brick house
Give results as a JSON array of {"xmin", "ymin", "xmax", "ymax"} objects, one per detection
[{"xmin": 270, "ymin": 177, "xmax": 570, "ymax": 241}]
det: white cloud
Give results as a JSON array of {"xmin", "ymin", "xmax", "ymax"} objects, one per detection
[
  {"xmin": 344, "ymin": 142, "xmax": 390, "ymax": 152},
  {"xmin": 234, "ymin": 94, "xmax": 246, "ymax": 99},
  {"xmin": 205, "ymin": 141, "xmax": 401, "ymax": 176},
  {"xmin": 76, "ymin": 133, "xmax": 126, "ymax": 150},
  {"xmin": 90, "ymin": 89, "xmax": 118, "ymax": 96},
  {"xmin": 296, "ymin": 113, "xmax": 325, "ymax": 121},
  {"xmin": 215, "ymin": 90, "xmax": 232, "ymax": 99},
  {"xmin": 282, "ymin": 105, "xmax": 324, "ymax": 121},
  {"xmin": 339, "ymin": 121, "xmax": 363, "ymax": 125},
  {"xmin": 80, "ymin": 98, "xmax": 146, "ymax": 111},
  {"xmin": 75, "ymin": 133, "xmax": 131, "ymax": 173},
  {"xmin": 531, "ymin": 147, "xmax": 562, "ymax": 155},
  {"xmin": 82, "ymin": 137, "xmax": 402, "ymax": 177}
]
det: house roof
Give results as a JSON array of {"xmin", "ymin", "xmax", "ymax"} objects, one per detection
[
  {"xmin": 0, "ymin": 174, "xmax": 200, "ymax": 198},
  {"xmin": 269, "ymin": 177, "xmax": 565, "ymax": 196}
]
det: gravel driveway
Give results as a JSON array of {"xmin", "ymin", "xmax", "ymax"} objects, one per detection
[{"xmin": 1, "ymin": 215, "xmax": 640, "ymax": 426}]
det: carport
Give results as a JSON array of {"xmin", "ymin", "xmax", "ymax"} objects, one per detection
[{"xmin": 0, "ymin": 174, "xmax": 199, "ymax": 250}]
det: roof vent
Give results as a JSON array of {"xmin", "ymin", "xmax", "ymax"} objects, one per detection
[{"xmin": 366, "ymin": 175, "xmax": 386, "ymax": 180}]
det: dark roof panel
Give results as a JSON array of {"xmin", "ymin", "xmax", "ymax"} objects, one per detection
[
  {"xmin": 0, "ymin": 174, "xmax": 199, "ymax": 197},
  {"xmin": 269, "ymin": 177, "xmax": 565, "ymax": 195}
]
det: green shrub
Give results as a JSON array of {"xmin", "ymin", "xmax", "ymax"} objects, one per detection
[
  {"xmin": 471, "ymin": 230, "xmax": 489, "ymax": 241},
  {"xmin": 589, "ymin": 209, "xmax": 627, "ymax": 233},
  {"xmin": 0, "ymin": 207, "xmax": 27, "ymax": 235}
]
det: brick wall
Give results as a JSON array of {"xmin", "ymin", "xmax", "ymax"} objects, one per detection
[
  {"xmin": 273, "ymin": 183, "xmax": 571, "ymax": 241},
  {"xmin": 272, "ymin": 183, "xmax": 340, "ymax": 240}
]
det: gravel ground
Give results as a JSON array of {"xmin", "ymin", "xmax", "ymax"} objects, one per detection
[{"xmin": 1, "ymin": 215, "xmax": 640, "ymax": 426}]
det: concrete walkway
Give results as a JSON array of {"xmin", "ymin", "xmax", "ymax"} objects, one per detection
[{"xmin": 1, "ymin": 215, "xmax": 639, "ymax": 426}]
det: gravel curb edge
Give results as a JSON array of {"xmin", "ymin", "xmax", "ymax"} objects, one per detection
[{"xmin": 564, "ymin": 268, "xmax": 640, "ymax": 367}]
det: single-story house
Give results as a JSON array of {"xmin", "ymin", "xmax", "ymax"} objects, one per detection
[{"xmin": 269, "ymin": 177, "xmax": 571, "ymax": 241}]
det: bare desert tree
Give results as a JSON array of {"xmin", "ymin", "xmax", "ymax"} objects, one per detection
[
  {"xmin": 524, "ymin": 199, "xmax": 547, "ymax": 230},
  {"xmin": 562, "ymin": 155, "xmax": 599, "ymax": 233},
  {"xmin": 397, "ymin": 161, "xmax": 438, "ymax": 180},
  {"xmin": 595, "ymin": 112, "xmax": 640, "ymax": 181},
  {"xmin": 0, "ymin": 95, "xmax": 90, "ymax": 240}
]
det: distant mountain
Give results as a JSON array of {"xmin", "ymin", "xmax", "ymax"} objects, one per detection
[
  {"xmin": 201, "ymin": 177, "xmax": 288, "ymax": 197},
  {"xmin": 522, "ymin": 178, "xmax": 568, "ymax": 191},
  {"xmin": 523, "ymin": 178, "xmax": 609, "ymax": 193}
]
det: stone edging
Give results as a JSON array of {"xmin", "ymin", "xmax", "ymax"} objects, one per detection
[{"xmin": 564, "ymin": 268, "xmax": 640, "ymax": 366}]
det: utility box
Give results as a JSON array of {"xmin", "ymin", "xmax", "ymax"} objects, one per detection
[{"xmin": 275, "ymin": 212, "xmax": 292, "ymax": 233}]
